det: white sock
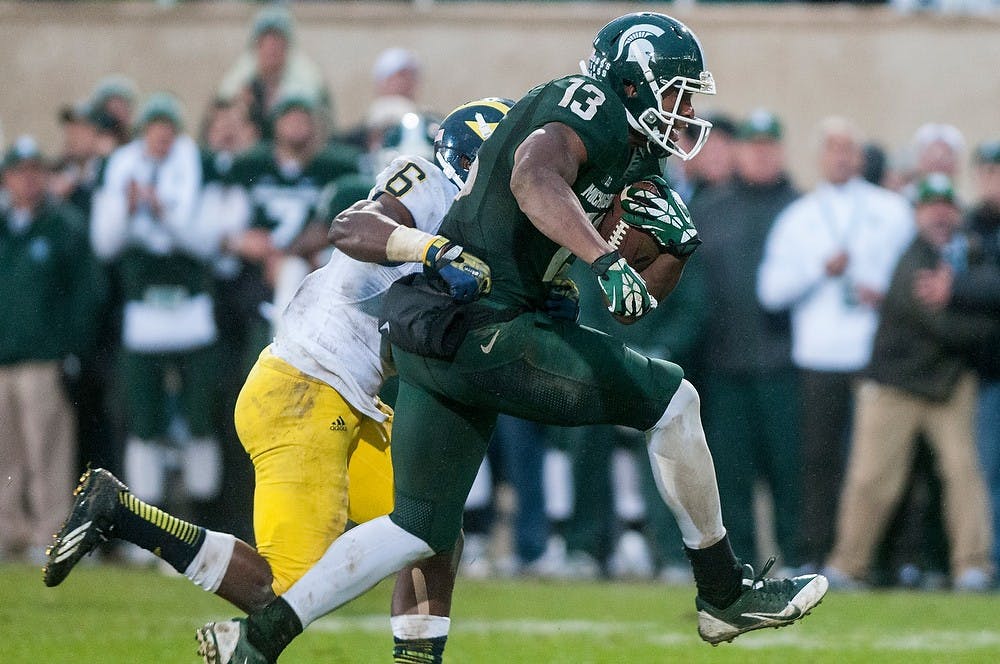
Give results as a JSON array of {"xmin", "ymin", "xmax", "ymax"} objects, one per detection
[
  {"xmin": 391, "ymin": 614, "xmax": 451, "ymax": 640},
  {"xmin": 283, "ymin": 516, "xmax": 434, "ymax": 628},
  {"xmin": 183, "ymin": 530, "xmax": 235, "ymax": 592},
  {"xmin": 645, "ymin": 379, "xmax": 726, "ymax": 549}
]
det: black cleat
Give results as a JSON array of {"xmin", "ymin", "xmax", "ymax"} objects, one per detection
[
  {"xmin": 696, "ymin": 557, "xmax": 828, "ymax": 645},
  {"xmin": 43, "ymin": 468, "xmax": 125, "ymax": 587}
]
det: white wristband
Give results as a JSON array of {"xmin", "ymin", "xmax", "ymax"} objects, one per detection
[{"xmin": 386, "ymin": 225, "xmax": 438, "ymax": 263}]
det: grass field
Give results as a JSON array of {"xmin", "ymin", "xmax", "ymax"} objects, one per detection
[{"xmin": 4, "ymin": 562, "xmax": 999, "ymax": 663}]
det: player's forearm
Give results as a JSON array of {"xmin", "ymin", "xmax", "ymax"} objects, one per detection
[
  {"xmin": 328, "ymin": 203, "xmax": 397, "ymax": 263},
  {"xmin": 329, "ymin": 195, "xmax": 425, "ymax": 264},
  {"xmin": 511, "ymin": 122, "xmax": 610, "ymax": 265},
  {"xmin": 513, "ymin": 170, "xmax": 610, "ymax": 264}
]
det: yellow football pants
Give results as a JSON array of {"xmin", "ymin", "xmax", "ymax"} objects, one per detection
[{"xmin": 234, "ymin": 346, "xmax": 394, "ymax": 594}]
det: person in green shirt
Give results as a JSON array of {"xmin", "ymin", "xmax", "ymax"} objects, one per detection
[
  {"xmin": 0, "ymin": 136, "xmax": 105, "ymax": 561},
  {"xmin": 220, "ymin": 93, "xmax": 360, "ymax": 368}
]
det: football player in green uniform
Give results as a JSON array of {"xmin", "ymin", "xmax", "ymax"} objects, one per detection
[{"xmin": 199, "ymin": 13, "xmax": 827, "ymax": 663}]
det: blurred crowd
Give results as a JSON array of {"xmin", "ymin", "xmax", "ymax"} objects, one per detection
[{"xmin": 1, "ymin": 6, "xmax": 998, "ymax": 594}]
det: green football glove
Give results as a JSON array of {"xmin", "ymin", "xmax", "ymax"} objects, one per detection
[
  {"xmin": 591, "ymin": 251, "xmax": 657, "ymax": 319},
  {"xmin": 422, "ymin": 236, "xmax": 492, "ymax": 303},
  {"xmin": 619, "ymin": 176, "xmax": 702, "ymax": 258}
]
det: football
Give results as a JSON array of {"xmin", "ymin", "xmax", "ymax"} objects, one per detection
[{"xmin": 597, "ymin": 180, "xmax": 662, "ymax": 273}]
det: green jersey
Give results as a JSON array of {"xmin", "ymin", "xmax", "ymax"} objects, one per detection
[
  {"xmin": 0, "ymin": 201, "xmax": 105, "ymax": 363},
  {"xmin": 440, "ymin": 75, "xmax": 659, "ymax": 310},
  {"xmin": 228, "ymin": 142, "xmax": 359, "ymax": 249}
]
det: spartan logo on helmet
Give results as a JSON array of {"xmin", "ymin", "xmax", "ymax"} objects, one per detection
[
  {"xmin": 615, "ymin": 23, "xmax": 665, "ymax": 69},
  {"xmin": 584, "ymin": 12, "xmax": 715, "ymax": 161}
]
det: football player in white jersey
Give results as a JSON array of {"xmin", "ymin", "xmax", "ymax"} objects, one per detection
[{"xmin": 43, "ymin": 98, "xmax": 515, "ymax": 664}]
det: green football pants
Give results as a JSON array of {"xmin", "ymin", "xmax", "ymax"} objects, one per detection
[{"xmin": 390, "ymin": 311, "xmax": 684, "ymax": 551}]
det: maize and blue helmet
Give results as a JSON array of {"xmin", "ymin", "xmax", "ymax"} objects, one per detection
[{"xmin": 434, "ymin": 97, "xmax": 516, "ymax": 189}]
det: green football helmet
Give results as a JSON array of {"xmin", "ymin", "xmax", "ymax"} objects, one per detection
[{"xmin": 583, "ymin": 12, "xmax": 715, "ymax": 160}]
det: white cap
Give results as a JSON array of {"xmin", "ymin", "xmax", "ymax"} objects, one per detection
[
  {"xmin": 913, "ymin": 122, "xmax": 965, "ymax": 154},
  {"xmin": 372, "ymin": 48, "xmax": 420, "ymax": 83}
]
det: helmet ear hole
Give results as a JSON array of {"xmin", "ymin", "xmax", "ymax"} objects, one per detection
[{"xmin": 622, "ymin": 80, "xmax": 639, "ymax": 98}]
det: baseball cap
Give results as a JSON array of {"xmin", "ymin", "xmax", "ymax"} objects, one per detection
[
  {"xmin": 58, "ymin": 99, "xmax": 93, "ymax": 124},
  {"xmin": 372, "ymin": 48, "xmax": 420, "ymax": 84},
  {"xmin": 974, "ymin": 139, "xmax": 1000, "ymax": 165},
  {"xmin": 737, "ymin": 109, "xmax": 783, "ymax": 141},
  {"xmin": 88, "ymin": 108, "xmax": 123, "ymax": 134},
  {"xmin": 913, "ymin": 123, "xmax": 965, "ymax": 154},
  {"xmin": 251, "ymin": 6, "xmax": 294, "ymax": 43},
  {"xmin": 2, "ymin": 135, "xmax": 46, "ymax": 172},
  {"xmin": 137, "ymin": 92, "xmax": 185, "ymax": 130},
  {"xmin": 60, "ymin": 97, "xmax": 121, "ymax": 133},
  {"xmin": 914, "ymin": 172, "xmax": 957, "ymax": 206},
  {"xmin": 704, "ymin": 111, "xmax": 737, "ymax": 137},
  {"xmin": 686, "ymin": 110, "xmax": 736, "ymax": 143},
  {"xmin": 270, "ymin": 92, "xmax": 318, "ymax": 120},
  {"xmin": 91, "ymin": 74, "xmax": 138, "ymax": 107}
]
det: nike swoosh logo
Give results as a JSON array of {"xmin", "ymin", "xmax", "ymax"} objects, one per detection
[
  {"xmin": 741, "ymin": 608, "xmax": 801, "ymax": 621},
  {"xmin": 480, "ymin": 329, "xmax": 500, "ymax": 354}
]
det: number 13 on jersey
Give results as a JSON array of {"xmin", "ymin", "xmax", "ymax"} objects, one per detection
[{"xmin": 558, "ymin": 77, "xmax": 606, "ymax": 121}]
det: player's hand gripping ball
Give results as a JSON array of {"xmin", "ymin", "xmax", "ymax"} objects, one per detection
[
  {"xmin": 590, "ymin": 250, "xmax": 657, "ymax": 320},
  {"xmin": 596, "ymin": 181, "xmax": 663, "ymax": 272},
  {"xmin": 617, "ymin": 176, "xmax": 701, "ymax": 259}
]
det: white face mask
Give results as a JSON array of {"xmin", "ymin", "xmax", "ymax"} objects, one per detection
[{"xmin": 630, "ymin": 73, "xmax": 715, "ymax": 162}]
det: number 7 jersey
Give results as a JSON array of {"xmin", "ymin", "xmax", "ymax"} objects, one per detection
[{"xmin": 439, "ymin": 75, "xmax": 657, "ymax": 311}]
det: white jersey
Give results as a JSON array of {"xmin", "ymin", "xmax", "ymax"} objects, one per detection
[{"xmin": 272, "ymin": 155, "xmax": 457, "ymax": 421}]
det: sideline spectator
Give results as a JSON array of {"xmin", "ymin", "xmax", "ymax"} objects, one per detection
[
  {"xmin": 694, "ymin": 109, "xmax": 801, "ymax": 569},
  {"xmin": 0, "ymin": 136, "xmax": 105, "ymax": 562},
  {"xmin": 881, "ymin": 121, "xmax": 967, "ymax": 586},
  {"xmin": 90, "ymin": 74, "xmax": 138, "ymax": 146},
  {"xmin": 217, "ymin": 6, "xmax": 332, "ymax": 139},
  {"xmin": 195, "ymin": 98, "xmax": 262, "ymax": 539},
  {"xmin": 372, "ymin": 47, "xmax": 421, "ymax": 104},
  {"xmin": 914, "ymin": 123, "xmax": 965, "ymax": 178},
  {"xmin": 757, "ymin": 116, "xmax": 914, "ymax": 571},
  {"xmin": 337, "ymin": 47, "xmax": 423, "ymax": 155},
  {"xmin": 222, "ymin": 93, "xmax": 359, "ymax": 366},
  {"xmin": 90, "ymin": 93, "xmax": 222, "ymax": 525},
  {"xmin": 914, "ymin": 141, "xmax": 1000, "ymax": 578},
  {"xmin": 824, "ymin": 173, "xmax": 997, "ymax": 591},
  {"xmin": 50, "ymin": 100, "xmax": 126, "ymax": 477},
  {"xmin": 50, "ymin": 101, "xmax": 103, "ymax": 215}
]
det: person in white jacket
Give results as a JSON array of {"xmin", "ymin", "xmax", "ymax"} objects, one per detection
[
  {"xmin": 757, "ymin": 116, "xmax": 914, "ymax": 571},
  {"xmin": 90, "ymin": 92, "xmax": 222, "ymax": 520}
]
